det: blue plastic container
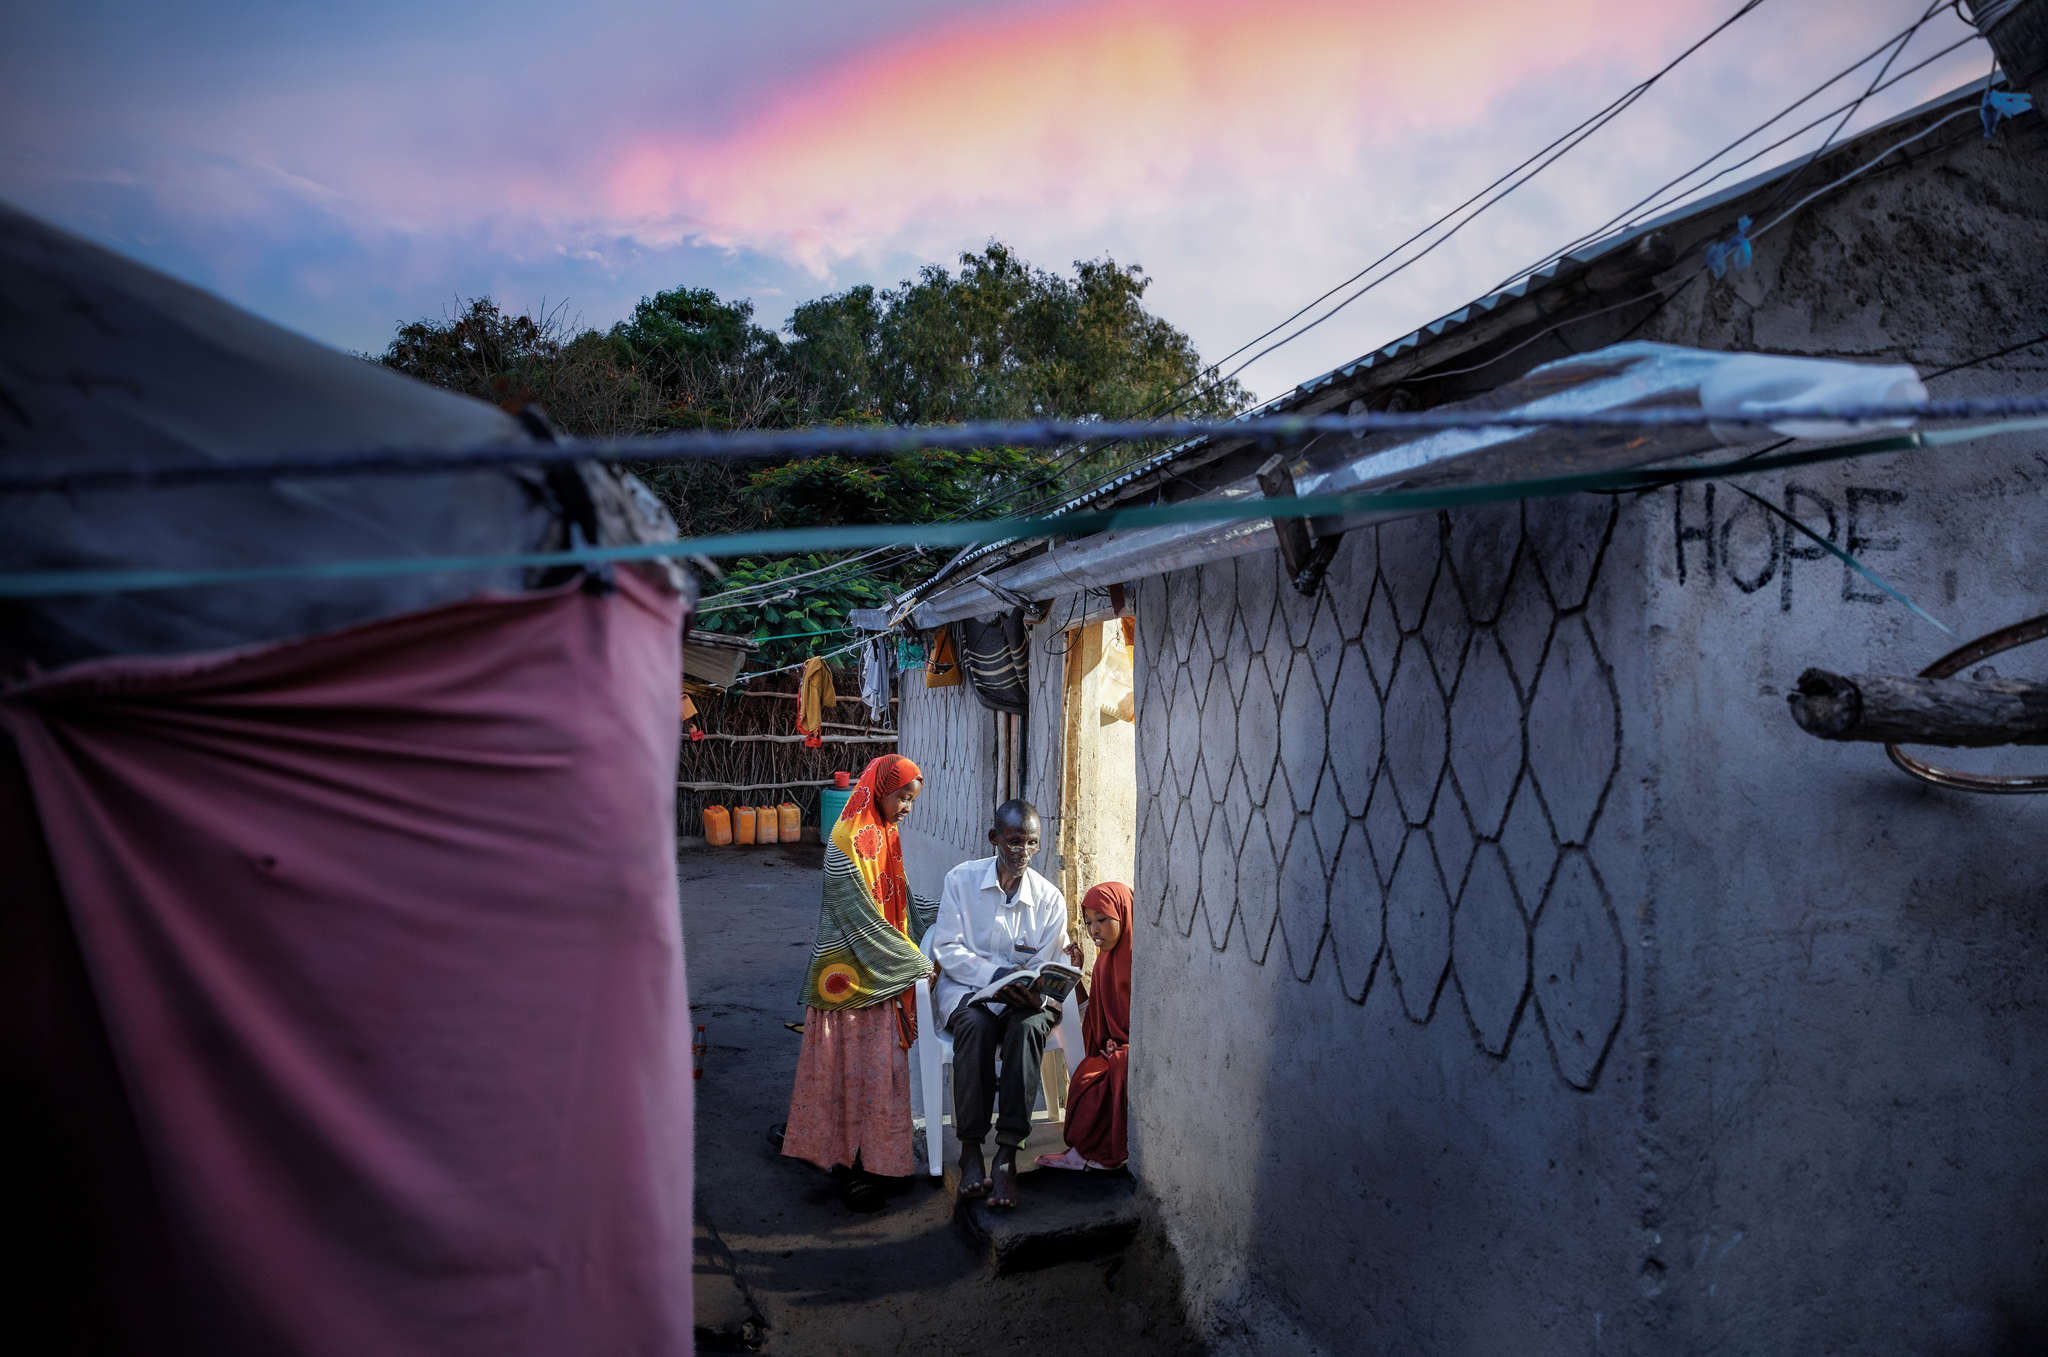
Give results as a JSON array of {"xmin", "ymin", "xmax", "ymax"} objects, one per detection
[{"xmin": 820, "ymin": 785, "xmax": 852, "ymax": 831}]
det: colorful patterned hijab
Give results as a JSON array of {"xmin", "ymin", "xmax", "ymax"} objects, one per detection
[{"xmin": 798, "ymin": 754, "xmax": 937, "ymax": 1046}]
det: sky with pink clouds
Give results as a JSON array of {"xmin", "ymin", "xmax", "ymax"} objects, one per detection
[{"xmin": 0, "ymin": 1, "xmax": 1992, "ymax": 403}]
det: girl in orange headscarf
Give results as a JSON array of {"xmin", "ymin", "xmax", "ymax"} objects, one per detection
[
  {"xmin": 781, "ymin": 754, "xmax": 935, "ymax": 1210},
  {"xmin": 1037, "ymin": 881, "xmax": 1133, "ymax": 1171}
]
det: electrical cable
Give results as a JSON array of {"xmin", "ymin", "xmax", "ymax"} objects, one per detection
[
  {"xmin": 675, "ymin": 6, "xmax": 1988, "ymax": 618},
  {"xmin": 1497, "ymin": 20, "xmax": 1980, "ymax": 294},
  {"xmin": 878, "ymin": 0, "xmax": 1784, "ymax": 545},
  {"xmin": 1752, "ymin": 1, "xmax": 1950, "ymax": 224},
  {"xmin": 1036, "ymin": 40, "xmax": 1995, "ymax": 529}
]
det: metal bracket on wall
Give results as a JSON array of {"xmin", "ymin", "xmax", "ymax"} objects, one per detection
[{"xmin": 1256, "ymin": 452, "xmax": 1342, "ymax": 596}]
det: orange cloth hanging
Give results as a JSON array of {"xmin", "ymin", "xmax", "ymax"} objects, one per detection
[
  {"xmin": 797, "ymin": 657, "xmax": 836, "ymax": 738},
  {"xmin": 923, "ymin": 626, "xmax": 963, "ymax": 688}
]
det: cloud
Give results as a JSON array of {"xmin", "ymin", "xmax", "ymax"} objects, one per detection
[
  {"xmin": 0, "ymin": 0, "xmax": 1991, "ymax": 391},
  {"xmin": 597, "ymin": 0, "xmax": 1712, "ymax": 270}
]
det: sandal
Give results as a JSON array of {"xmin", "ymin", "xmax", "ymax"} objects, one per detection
[{"xmin": 835, "ymin": 1168, "xmax": 886, "ymax": 1214}]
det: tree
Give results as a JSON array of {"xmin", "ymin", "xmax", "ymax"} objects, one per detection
[
  {"xmin": 785, "ymin": 243, "xmax": 1246, "ymax": 429},
  {"xmin": 378, "ymin": 298, "xmax": 661, "ymax": 437},
  {"xmin": 376, "ymin": 243, "xmax": 1248, "ymax": 668}
]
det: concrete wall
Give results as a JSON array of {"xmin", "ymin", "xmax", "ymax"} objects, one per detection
[
  {"xmin": 1621, "ymin": 118, "xmax": 2048, "ymax": 1353},
  {"xmin": 896, "ymin": 667, "xmax": 1000, "ymax": 901},
  {"xmin": 1121, "ymin": 116, "xmax": 2048, "ymax": 1353},
  {"xmin": 1128, "ymin": 502, "xmax": 1654, "ymax": 1353},
  {"xmin": 888, "ymin": 108, "xmax": 2048, "ymax": 1353}
]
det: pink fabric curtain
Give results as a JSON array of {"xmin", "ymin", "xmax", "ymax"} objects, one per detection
[{"xmin": 0, "ymin": 572, "xmax": 692, "ymax": 1356}]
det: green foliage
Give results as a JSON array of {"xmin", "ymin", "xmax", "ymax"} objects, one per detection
[
  {"xmin": 380, "ymin": 297, "xmax": 563, "ymax": 410},
  {"xmin": 379, "ymin": 242, "xmax": 1247, "ymax": 671},
  {"xmin": 786, "ymin": 243, "xmax": 1247, "ymax": 429},
  {"xmin": 692, "ymin": 554, "xmax": 906, "ymax": 674},
  {"xmin": 608, "ymin": 286, "xmax": 775, "ymax": 371},
  {"xmin": 742, "ymin": 446, "xmax": 1055, "ymax": 528}
]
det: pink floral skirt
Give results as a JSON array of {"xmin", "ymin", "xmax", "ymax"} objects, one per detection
[{"xmin": 781, "ymin": 1003, "xmax": 913, "ymax": 1176}]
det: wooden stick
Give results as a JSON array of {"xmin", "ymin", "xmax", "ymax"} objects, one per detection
[
  {"xmin": 1788, "ymin": 668, "xmax": 2048, "ymax": 746},
  {"xmin": 678, "ymin": 778, "xmax": 842, "ymax": 792}
]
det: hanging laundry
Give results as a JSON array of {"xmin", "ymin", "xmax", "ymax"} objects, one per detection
[
  {"xmin": 860, "ymin": 637, "xmax": 893, "ymax": 723},
  {"xmin": 797, "ymin": 656, "xmax": 837, "ymax": 747},
  {"xmin": 893, "ymin": 632, "xmax": 926, "ymax": 673},
  {"xmin": 923, "ymin": 625, "xmax": 964, "ymax": 688},
  {"xmin": 958, "ymin": 609, "xmax": 1030, "ymax": 715}
]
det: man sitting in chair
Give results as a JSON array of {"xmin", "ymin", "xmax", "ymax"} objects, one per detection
[{"xmin": 928, "ymin": 799, "xmax": 1075, "ymax": 1209}]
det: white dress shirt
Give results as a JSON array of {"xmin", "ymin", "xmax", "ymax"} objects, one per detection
[{"xmin": 926, "ymin": 856, "xmax": 1068, "ymax": 1025}]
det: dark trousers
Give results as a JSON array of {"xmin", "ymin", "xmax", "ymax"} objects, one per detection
[{"xmin": 948, "ymin": 1001, "xmax": 1058, "ymax": 1150}]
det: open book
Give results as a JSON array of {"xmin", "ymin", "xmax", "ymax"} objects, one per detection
[{"xmin": 969, "ymin": 961, "xmax": 1082, "ymax": 1009}]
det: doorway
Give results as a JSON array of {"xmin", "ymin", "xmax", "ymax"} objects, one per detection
[{"xmin": 1056, "ymin": 616, "xmax": 1139, "ymax": 912}]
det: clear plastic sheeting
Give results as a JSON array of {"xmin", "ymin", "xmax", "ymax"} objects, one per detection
[
  {"xmin": 1698, "ymin": 351, "xmax": 1927, "ymax": 442},
  {"xmin": 904, "ymin": 342, "xmax": 1935, "ymax": 621},
  {"xmin": 1287, "ymin": 341, "xmax": 1930, "ymax": 538}
]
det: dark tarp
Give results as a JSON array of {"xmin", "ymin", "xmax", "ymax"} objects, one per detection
[
  {"xmin": 0, "ymin": 205, "xmax": 695, "ymax": 1354},
  {"xmin": 0, "ymin": 201, "xmax": 684, "ymax": 676}
]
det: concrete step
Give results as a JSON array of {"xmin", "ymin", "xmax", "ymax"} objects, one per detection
[{"xmin": 937, "ymin": 1121, "xmax": 1141, "ymax": 1275}]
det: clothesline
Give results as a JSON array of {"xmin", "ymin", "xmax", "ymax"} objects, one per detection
[
  {"xmin": 735, "ymin": 635, "xmax": 870, "ymax": 682},
  {"xmin": 690, "ymin": 732, "xmax": 897, "ymax": 745},
  {"xmin": 10, "ymin": 414, "xmax": 2047, "ymax": 600},
  {"xmin": 10, "ymin": 397, "xmax": 2048, "ymax": 496}
]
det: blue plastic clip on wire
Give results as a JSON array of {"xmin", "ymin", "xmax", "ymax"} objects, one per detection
[
  {"xmin": 1981, "ymin": 88, "xmax": 2033, "ymax": 138},
  {"xmin": 1704, "ymin": 215, "xmax": 1752, "ymax": 280}
]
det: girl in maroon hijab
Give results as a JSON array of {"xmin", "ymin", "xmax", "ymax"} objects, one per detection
[{"xmin": 1037, "ymin": 881, "xmax": 1133, "ymax": 1171}]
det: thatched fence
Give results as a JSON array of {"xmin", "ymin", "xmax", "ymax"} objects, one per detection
[{"xmin": 677, "ymin": 686, "xmax": 896, "ymax": 844}]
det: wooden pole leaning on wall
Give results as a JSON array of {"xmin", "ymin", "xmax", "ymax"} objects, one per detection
[
  {"xmin": 1788, "ymin": 670, "xmax": 2048, "ymax": 746},
  {"xmin": 1256, "ymin": 452, "xmax": 1340, "ymax": 596},
  {"xmin": 1788, "ymin": 615, "xmax": 2048, "ymax": 794}
]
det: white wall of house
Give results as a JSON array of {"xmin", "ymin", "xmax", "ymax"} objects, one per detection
[{"xmin": 895, "ymin": 668, "xmax": 1001, "ymax": 901}]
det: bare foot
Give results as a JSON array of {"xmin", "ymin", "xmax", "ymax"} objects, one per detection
[
  {"xmin": 957, "ymin": 1144, "xmax": 991, "ymax": 1200},
  {"xmin": 1035, "ymin": 1146, "xmax": 1092, "ymax": 1171},
  {"xmin": 989, "ymin": 1147, "xmax": 1021, "ymax": 1209}
]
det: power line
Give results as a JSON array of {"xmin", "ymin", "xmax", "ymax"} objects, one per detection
[
  {"xmin": 625, "ymin": 4, "xmax": 1985, "ymax": 618},
  {"xmin": 1199, "ymin": 0, "xmax": 1776, "ymax": 395},
  {"xmin": 1029, "ymin": 27, "xmax": 1994, "ymax": 532},
  {"xmin": 1496, "ymin": 17, "xmax": 1979, "ymax": 293},
  {"xmin": 1753, "ymin": 0, "xmax": 1951, "ymax": 223},
  {"xmin": 881, "ymin": 0, "xmax": 1783, "ymax": 551}
]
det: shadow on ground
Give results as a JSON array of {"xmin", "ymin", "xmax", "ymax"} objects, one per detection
[{"xmin": 682, "ymin": 846, "xmax": 1199, "ymax": 1355}]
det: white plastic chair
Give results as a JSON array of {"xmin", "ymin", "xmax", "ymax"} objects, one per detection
[{"xmin": 910, "ymin": 976, "xmax": 1085, "ymax": 1178}]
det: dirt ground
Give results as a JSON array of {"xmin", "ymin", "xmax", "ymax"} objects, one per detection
[{"xmin": 682, "ymin": 843, "xmax": 1200, "ymax": 1356}]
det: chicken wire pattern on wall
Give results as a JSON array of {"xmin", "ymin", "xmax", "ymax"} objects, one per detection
[
  {"xmin": 896, "ymin": 670, "xmax": 999, "ymax": 869},
  {"xmin": 1132, "ymin": 497, "xmax": 1627, "ymax": 1091}
]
